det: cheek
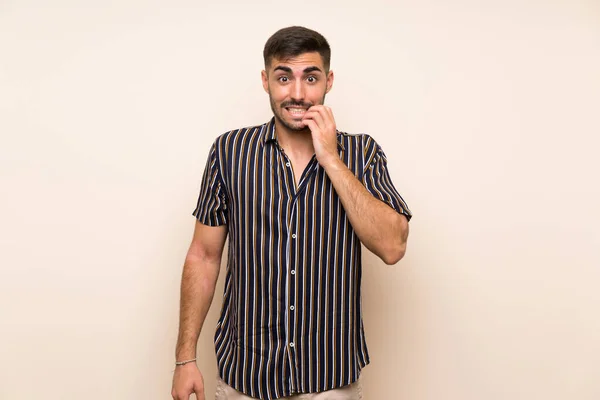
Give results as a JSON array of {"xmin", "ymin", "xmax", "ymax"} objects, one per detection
[
  {"xmin": 272, "ymin": 88, "xmax": 286, "ymax": 98},
  {"xmin": 308, "ymin": 86, "xmax": 327, "ymax": 101}
]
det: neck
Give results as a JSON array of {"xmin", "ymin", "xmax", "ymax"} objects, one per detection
[{"xmin": 273, "ymin": 118, "xmax": 315, "ymax": 156}]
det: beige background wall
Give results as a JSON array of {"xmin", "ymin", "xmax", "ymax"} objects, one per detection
[{"xmin": 1, "ymin": 1, "xmax": 599, "ymax": 399}]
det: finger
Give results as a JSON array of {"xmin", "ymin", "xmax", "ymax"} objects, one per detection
[
  {"xmin": 310, "ymin": 106, "xmax": 334, "ymax": 131},
  {"xmin": 324, "ymin": 106, "xmax": 336, "ymax": 126},
  {"xmin": 195, "ymin": 387, "xmax": 205, "ymax": 400},
  {"xmin": 301, "ymin": 118, "xmax": 319, "ymax": 134},
  {"xmin": 309, "ymin": 104, "xmax": 329, "ymax": 119},
  {"xmin": 321, "ymin": 106, "xmax": 336, "ymax": 130},
  {"xmin": 303, "ymin": 110, "xmax": 325, "ymax": 130},
  {"xmin": 171, "ymin": 392, "xmax": 184, "ymax": 400}
]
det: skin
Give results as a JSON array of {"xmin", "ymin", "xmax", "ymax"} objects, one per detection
[
  {"xmin": 261, "ymin": 52, "xmax": 409, "ymax": 263},
  {"xmin": 172, "ymin": 51, "xmax": 409, "ymax": 400},
  {"xmin": 171, "ymin": 222, "xmax": 227, "ymax": 400}
]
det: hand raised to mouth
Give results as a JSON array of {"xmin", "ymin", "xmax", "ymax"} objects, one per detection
[{"xmin": 302, "ymin": 105, "xmax": 339, "ymax": 167}]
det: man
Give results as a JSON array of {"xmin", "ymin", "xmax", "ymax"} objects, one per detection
[{"xmin": 171, "ymin": 26, "xmax": 412, "ymax": 400}]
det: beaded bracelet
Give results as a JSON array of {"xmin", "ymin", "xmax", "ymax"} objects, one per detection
[{"xmin": 175, "ymin": 358, "xmax": 197, "ymax": 366}]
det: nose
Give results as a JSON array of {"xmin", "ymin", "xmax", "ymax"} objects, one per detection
[{"xmin": 291, "ymin": 80, "xmax": 305, "ymax": 102}]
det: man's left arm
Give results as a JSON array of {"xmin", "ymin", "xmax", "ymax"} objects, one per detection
[{"xmin": 303, "ymin": 106, "xmax": 410, "ymax": 265}]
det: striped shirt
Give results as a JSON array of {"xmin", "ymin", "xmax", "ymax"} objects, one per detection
[{"xmin": 192, "ymin": 118, "xmax": 412, "ymax": 400}]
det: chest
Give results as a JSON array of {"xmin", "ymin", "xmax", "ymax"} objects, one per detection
[
  {"xmin": 281, "ymin": 151, "xmax": 315, "ymax": 188},
  {"xmin": 221, "ymin": 142, "xmax": 364, "ymax": 208}
]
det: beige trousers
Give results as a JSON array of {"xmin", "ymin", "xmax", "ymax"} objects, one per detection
[{"xmin": 215, "ymin": 377, "xmax": 363, "ymax": 400}]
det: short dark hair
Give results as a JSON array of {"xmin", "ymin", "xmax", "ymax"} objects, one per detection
[{"xmin": 263, "ymin": 26, "xmax": 331, "ymax": 71}]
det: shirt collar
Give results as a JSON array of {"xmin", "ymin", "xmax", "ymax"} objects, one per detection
[{"xmin": 262, "ymin": 117, "xmax": 345, "ymax": 151}]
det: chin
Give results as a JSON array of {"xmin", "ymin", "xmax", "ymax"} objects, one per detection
[
  {"xmin": 276, "ymin": 115, "xmax": 307, "ymax": 132},
  {"xmin": 288, "ymin": 121, "xmax": 307, "ymax": 131}
]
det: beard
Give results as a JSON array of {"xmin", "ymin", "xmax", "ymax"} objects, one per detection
[{"xmin": 269, "ymin": 92, "xmax": 326, "ymax": 132}]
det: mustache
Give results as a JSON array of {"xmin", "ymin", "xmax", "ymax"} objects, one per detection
[{"xmin": 281, "ymin": 101, "xmax": 313, "ymax": 109}]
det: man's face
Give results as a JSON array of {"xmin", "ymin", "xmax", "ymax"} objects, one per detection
[{"xmin": 261, "ymin": 52, "xmax": 334, "ymax": 132}]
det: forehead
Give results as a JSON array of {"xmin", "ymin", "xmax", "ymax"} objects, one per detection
[{"xmin": 268, "ymin": 52, "xmax": 325, "ymax": 72}]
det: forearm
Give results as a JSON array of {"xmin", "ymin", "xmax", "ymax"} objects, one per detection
[
  {"xmin": 323, "ymin": 157, "xmax": 409, "ymax": 264},
  {"xmin": 175, "ymin": 256, "xmax": 221, "ymax": 360}
]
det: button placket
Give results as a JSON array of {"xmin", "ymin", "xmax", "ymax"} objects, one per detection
[{"xmin": 286, "ymin": 199, "xmax": 299, "ymax": 388}]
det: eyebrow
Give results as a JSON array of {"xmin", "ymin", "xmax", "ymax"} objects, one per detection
[
  {"xmin": 273, "ymin": 66, "xmax": 323, "ymax": 74},
  {"xmin": 303, "ymin": 66, "xmax": 322, "ymax": 74}
]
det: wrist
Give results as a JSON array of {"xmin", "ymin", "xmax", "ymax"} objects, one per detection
[
  {"xmin": 175, "ymin": 357, "xmax": 197, "ymax": 367},
  {"xmin": 320, "ymin": 155, "xmax": 345, "ymax": 172},
  {"xmin": 175, "ymin": 343, "xmax": 197, "ymax": 362}
]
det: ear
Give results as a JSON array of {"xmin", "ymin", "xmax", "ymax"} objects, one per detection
[
  {"xmin": 325, "ymin": 70, "xmax": 334, "ymax": 93},
  {"xmin": 261, "ymin": 70, "xmax": 269, "ymax": 93}
]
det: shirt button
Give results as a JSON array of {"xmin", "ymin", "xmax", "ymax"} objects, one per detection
[
  {"xmin": 290, "ymin": 305, "xmax": 295, "ymax": 311},
  {"xmin": 291, "ymin": 234, "xmax": 297, "ymax": 239},
  {"xmin": 291, "ymin": 270, "xmax": 296, "ymax": 275},
  {"xmin": 290, "ymin": 342, "xmax": 295, "ymax": 348}
]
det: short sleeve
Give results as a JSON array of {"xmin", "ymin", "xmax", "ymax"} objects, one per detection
[
  {"xmin": 192, "ymin": 142, "xmax": 228, "ymax": 226},
  {"xmin": 362, "ymin": 139, "xmax": 412, "ymax": 221}
]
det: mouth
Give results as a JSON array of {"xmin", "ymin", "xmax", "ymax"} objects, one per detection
[{"xmin": 284, "ymin": 107, "xmax": 308, "ymax": 119}]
